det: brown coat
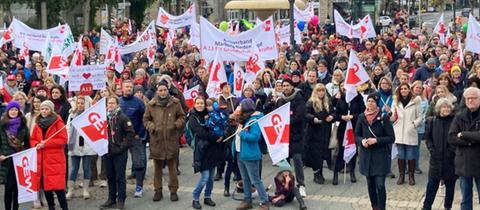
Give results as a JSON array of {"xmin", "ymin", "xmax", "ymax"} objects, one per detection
[{"xmin": 143, "ymin": 96, "xmax": 186, "ymax": 160}]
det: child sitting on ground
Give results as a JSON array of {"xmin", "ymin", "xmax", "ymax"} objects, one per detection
[{"xmin": 270, "ymin": 160, "xmax": 307, "ymax": 210}]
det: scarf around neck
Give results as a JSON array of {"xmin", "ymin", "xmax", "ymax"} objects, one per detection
[
  {"xmin": 38, "ymin": 114, "xmax": 57, "ymax": 130},
  {"xmin": 364, "ymin": 108, "xmax": 380, "ymax": 125},
  {"xmin": 6, "ymin": 117, "xmax": 21, "ymax": 136}
]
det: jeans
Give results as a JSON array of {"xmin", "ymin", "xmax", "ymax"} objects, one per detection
[
  {"xmin": 192, "ymin": 168, "xmax": 215, "ymax": 201},
  {"xmin": 224, "ymin": 158, "xmax": 241, "ymax": 190},
  {"xmin": 287, "ymin": 153, "xmax": 305, "ymax": 186},
  {"xmin": 238, "ymin": 159, "xmax": 269, "ymax": 204},
  {"xmin": 396, "ymin": 144, "xmax": 417, "ymax": 160},
  {"xmin": 130, "ymin": 140, "xmax": 147, "ymax": 187},
  {"xmin": 460, "ymin": 176, "xmax": 480, "ymax": 210},
  {"xmin": 423, "ymin": 177, "xmax": 456, "ymax": 210},
  {"xmin": 45, "ymin": 190, "xmax": 68, "ymax": 210},
  {"xmin": 366, "ymin": 175, "xmax": 386, "ymax": 210},
  {"xmin": 104, "ymin": 151, "xmax": 128, "ymax": 203},
  {"xmin": 69, "ymin": 155, "xmax": 93, "ymax": 181}
]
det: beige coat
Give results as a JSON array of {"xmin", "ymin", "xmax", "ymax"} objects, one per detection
[
  {"xmin": 143, "ymin": 96, "xmax": 186, "ymax": 160},
  {"xmin": 391, "ymin": 96, "xmax": 423, "ymax": 146}
]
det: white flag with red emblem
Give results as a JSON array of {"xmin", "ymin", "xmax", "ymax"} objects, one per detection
[
  {"xmin": 345, "ymin": 50, "xmax": 369, "ymax": 103},
  {"xmin": 334, "ymin": 10, "xmax": 352, "ymax": 38},
  {"xmin": 0, "ymin": 22, "xmax": 13, "ymax": 46},
  {"xmin": 343, "ymin": 121, "xmax": 356, "ymax": 163},
  {"xmin": 46, "ymin": 46, "xmax": 69, "ymax": 77},
  {"xmin": 466, "ymin": 14, "xmax": 480, "ymax": 54},
  {"xmin": 166, "ymin": 29, "xmax": 175, "ymax": 50},
  {"xmin": 71, "ymin": 97, "xmax": 108, "ymax": 156},
  {"xmin": 105, "ymin": 40, "xmax": 124, "ymax": 73},
  {"xmin": 405, "ymin": 43, "xmax": 411, "ymax": 59},
  {"xmin": 455, "ymin": 38, "xmax": 464, "ymax": 66},
  {"xmin": 433, "ymin": 13, "xmax": 446, "ymax": 45},
  {"xmin": 353, "ymin": 14, "xmax": 376, "ymax": 41},
  {"xmin": 189, "ymin": 22, "xmax": 201, "ymax": 47},
  {"xmin": 258, "ymin": 102, "xmax": 290, "ymax": 164},
  {"xmin": 183, "ymin": 85, "xmax": 200, "ymax": 109},
  {"xmin": 206, "ymin": 51, "xmax": 227, "ymax": 97},
  {"xmin": 19, "ymin": 42, "xmax": 30, "ymax": 66},
  {"xmin": 446, "ymin": 29, "xmax": 453, "ymax": 49},
  {"xmin": 12, "ymin": 148, "xmax": 39, "ymax": 203},
  {"xmin": 245, "ymin": 40, "xmax": 264, "ymax": 84},
  {"xmin": 147, "ymin": 25, "xmax": 157, "ymax": 65},
  {"xmin": 233, "ymin": 63, "xmax": 244, "ymax": 97},
  {"xmin": 70, "ymin": 35, "xmax": 83, "ymax": 67}
]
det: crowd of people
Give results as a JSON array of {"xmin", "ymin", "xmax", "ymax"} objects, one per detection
[{"xmin": 0, "ymin": 12, "xmax": 479, "ymax": 210}]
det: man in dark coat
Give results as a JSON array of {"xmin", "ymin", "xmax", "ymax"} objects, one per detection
[
  {"xmin": 413, "ymin": 58, "xmax": 439, "ymax": 82},
  {"xmin": 276, "ymin": 78, "xmax": 307, "ymax": 197},
  {"xmin": 298, "ymin": 70, "xmax": 318, "ymax": 102},
  {"xmin": 448, "ymin": 87, "xmax": 480, "ymax": 210}
]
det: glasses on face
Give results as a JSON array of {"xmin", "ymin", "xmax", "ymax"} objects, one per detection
[{"xmin": 465, "ymin": 97, "xmax": 479, "ymax": 101}]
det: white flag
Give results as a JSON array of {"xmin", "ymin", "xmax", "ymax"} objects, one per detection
[
  {"xmin": 156, "ymin": 4, "xmax": 196, "ymax": 29},
  {"xmin": 245, "ymin": 40, "xmax": 264, "ymax": 84},
  {"xmin": 353, "ymin": 14, "xmax": 377, "ymax": 41},
  {"xmin": 233, "ymin": 63, "xmax": 244, "ymax": 97},
  {"xmin": 433, "ymin": 13, "xmax": 446, "ymax": 45},
  {"xmin": 100, "ymin": 28, "xmax": 115, "ymax": 55},
  {"xmin": 42, "ymin": 32, "xmax": 53, "ymax": 62},
  {"xmin": 455, "ymin": 38, "xmax": 464, "ymax": 66},
  {"xmin": 183, "ymin": 85, "xmax": 200, "ymax": 109},
  {"xmin": 345, "ymin": 50, "xmax": 370, "ymax": 103},
  {"xmin": 405, "ymin": 44, "xmax": 411, "ymax": 59},
  {"xmin": 334, "ymin": 10, "xmax": 352, "ymax": 38},
  {"xmin": 466, "ymin": 14, "xmax": 480, "ymax": 54},
  {"xmin": 258, "ymin": 102, "xmax": 290, "ymax": 164},
  {"xmin": 12, "ymin": 148, "xmax": 39, "ymax": 203},
  {"xmin": 71, "ymin": 97, "xmax": 108, "ymax": 156},
  {"xmin": 70, "ymin": 35, "xmax": 83, "ymax": 67},
  {"xmin": 343, "ymin": 121, "xmax": 356, "ymax": 163},
  {"xmin": 293, "ymin": 3, "xmax": 314, "ymax": 22},
  {"xmin": 206, "ymin": 51, "xmax": 227, "ymax": 97},
  {"xmin": 189, "ymin": 22, "xmax": 201, "ymax": 47},
  {"xmin": 105, "ymin": 40, "xmax": 124, "ymax": 73}
]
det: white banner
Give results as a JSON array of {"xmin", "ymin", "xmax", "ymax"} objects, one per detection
[
  {"xmin": 156, "ymin": 4, "xmax": 196, "ymax": 29},
  {"xmin": 294, "ymin": 3, "xmax": 314, "ymax": 22},
  {"xmin": 334, "ymin": 10, "xmax": 376, "ymax": 40},
  {"xmin": 276, "ymin": 25, "xmax": 302, "ymax": 45},
  {"xmin": 233, "ymin": 63, "xmax": 244, "ymax": 97},
  {"xmin": 12, "ymin": 148, "xmax": 39, "ymax": 203},
  {"xmin": 258, "ymin": 102, "xmax": 290, "ymax": 165},
  {"xmin": 466, "ymin": 14, "xmax": 480, "ymax": 54},
  {"xmin": 119, "ymin": 21, "xmax": 156, "ymax": 55},
  {"xmin": 189, "ymin": 22, "xmax": 200, "ymax": 47},
  {"xmin": 68, "ymin": 65, "xmax": 107, "ymax": 92},
  {"xmin": 334, "ymin": 9, "xmax": 352, "ymax": 38},
  {"xmin": 71, "ymin": 97, "xmax": 108, "ymax": 156},
  {"xmin": 6, "ymin": 18, "xmax": 74, "ymax": 54},
  {"xmin": 200, "ymin": 16, "xmax": 278, "ymax": 61}
]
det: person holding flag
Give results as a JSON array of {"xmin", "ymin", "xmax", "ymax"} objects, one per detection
[
  {"xmin": 355, "ymin": 94, "xmax": 395, "ymax": 210},
  {"xmin": 30, "ymin": 100, "xmax": 69, "ymax": 210},
  {"xmin": 0, "ymin": 101, "xmax": 31, "ymax": 210}
]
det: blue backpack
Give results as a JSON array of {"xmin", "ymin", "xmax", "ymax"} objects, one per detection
[{"xmin": 184, "ymin": 116, "xmax": 203, "ymax": 150}]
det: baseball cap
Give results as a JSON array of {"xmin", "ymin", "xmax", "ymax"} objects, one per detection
[{"xmin": 7, "ymin": 74, "xmax": 16, "ymax": 81}]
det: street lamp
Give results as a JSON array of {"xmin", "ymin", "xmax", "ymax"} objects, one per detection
[
  {"xmin": 453, "ymin": 0, "xmax": 456, "ymax": 32},
  {"xmin": 289, "ymin": 0, "xmax": 296, "ymax": 56}
]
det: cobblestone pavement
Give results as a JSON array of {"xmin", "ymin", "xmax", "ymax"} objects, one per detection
[{"xmin": 4, "ymin": 143, "xmax": 480, "ymax": 210}]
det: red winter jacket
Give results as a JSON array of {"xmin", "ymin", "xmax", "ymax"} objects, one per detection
[{"xmin": 30, "ymin": 115, "xmax": 67, "ymax": 191}]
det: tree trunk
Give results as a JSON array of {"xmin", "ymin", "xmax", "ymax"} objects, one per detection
[
  {"xmin": 83, "ymin": 0, "xmax": 91, "ymax": 33},
  {"xmin": 176, "ymin": 0, "xmax": 182, "ymax": 15},
  {"xmin": 108, "ymin": 4, "xmax": 112, "ymax": 29},
  {"xmin": 41, "ymin": 0, "xmax": 48, "ymax": 29}
]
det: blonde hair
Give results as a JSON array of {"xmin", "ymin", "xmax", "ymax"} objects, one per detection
[{"xmin": 308, "ymin": 83, "xmax": 330, "ymax": 113}]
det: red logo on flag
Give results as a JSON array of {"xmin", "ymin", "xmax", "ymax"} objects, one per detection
[
  {"xmin": 15, "ymin": 156, "xmax": 39, "ymax": 193},
  {"xmin": 160, "ymin": 14, "xmax": 169, "ymax": 25},
  {"xmin": 264, "ymin": 20, "xmax": 272, "ymax": 32},
  {"xmin": 263, "ymin": 114, "xmax": 289, "ymax": 145},
  {"xmin": 209, "ymin": 62, "xmax": 221, "ymax": 81},
  {"xmin": 3, "ymin": 27, "xmax": 12, "ymax": 41},
  {"xmin": 246, "ymin": 54, "xmax": 261, "ymax": 74},
  {"xmin": 439, "ymin": 23, "xmax": 445, "ymax": 34},
  {"xmin": 235, "ymin": 70, "xmax": 243, "ymax": 91},
  {"xmin": 80, "ymin": 112, "xmax": 107, "ymax": 142},
  {"xmin": 346, "ymin": 64, "xmax": 361, "ymax": 84}
]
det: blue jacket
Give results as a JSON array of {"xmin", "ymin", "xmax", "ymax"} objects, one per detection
[
  {"xmin": 13, "ymin": 67, "xmax": 32, "ymax": 81},
  {"xmin": 120, "ymin": 95, "xmax": 147, "ymax": 140},
  {"xmin": 238, "ymin": 112, "xmax": 264, "ymax": 161}
]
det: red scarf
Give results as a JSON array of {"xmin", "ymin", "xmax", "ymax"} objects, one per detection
[{"xmin": 364, "ymin": 108, "xmax": 380, "ymax": 125}]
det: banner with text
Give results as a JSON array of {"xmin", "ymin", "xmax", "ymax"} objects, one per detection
[
  {"xmin": 68, "ymin": 65, "xmax": 107, "ymax": 94},
  {"xmin": 156, "ymin": 4, "xmax": 196, "ymax": 29}
]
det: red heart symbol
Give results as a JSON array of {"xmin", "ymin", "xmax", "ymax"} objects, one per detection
[{"xmin": 82, "ymin": 73, "xmax": 91, "ymax": 79}]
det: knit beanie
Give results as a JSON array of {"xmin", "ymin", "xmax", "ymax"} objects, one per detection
[
  {"xmin": 6, "ymin": 101, "xmax": 21, "ymax": 112},
  {"xmin": 40, "ymin": 100, "xmax": 55, "ymax": 111},
  {"xmin": 240, "ymin": 98, "xmax": 256, "ymax": 112}
]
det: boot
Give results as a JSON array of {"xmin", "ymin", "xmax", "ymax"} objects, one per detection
[
  {"xmin": 332, "ymin": 171, "xmax": 338, "ymax": 185},
  {"xmin": 115, "ymin": 201, "xmax": 125, "ymax": 210},
  {"xmin": 297, "ymin": 197, "xmax": 307, "ymax": 210},
  {"xmin": 350, "ymin": 168, "xmax": 357, "ymax": 183},
  {"xmin": 236, "ymin": 201, "xmax": 253, "ymax": 210},
  {"xmin": 99, "ymin": 200, "xmax": 116, "ymax": 209},
  {"xmin": 83, "ymin": 180, "xmax": 90, "ymax": 199},
  {"xmin": 313, "ymin": 170, "xmax": 325, "ymax": 184},
  {"xmin": 396, "ymin": 159, "xmax": 405, "ymax": 185},
  {"xmin": 408, "ymin": 160, "xmax": 416, "ymax": 185},
  {"xmin": 258, "ymin": 203, "xmax": 269, "ymax": 210},
  {"xmin": 66, "ymin": 181, "xmax": 75, "ymax": 200}
]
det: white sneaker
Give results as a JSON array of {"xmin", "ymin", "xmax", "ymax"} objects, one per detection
[
  {"xmin": 100, "ymin": 180, "xmax": 107, "ymax": 188},
  {"xmin": 299, "ymin": 185, "xmax": 306, "ymax": 198},
  {"xmin": 134, "ymin": 186, "xmax": 143, "ymax": 198}
]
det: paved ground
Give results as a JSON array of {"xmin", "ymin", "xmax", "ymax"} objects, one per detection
[{"xmin": 4, "ymin": 142, "xmax": 480, "ymax": 210}]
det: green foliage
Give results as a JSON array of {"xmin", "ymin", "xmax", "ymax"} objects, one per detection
[{"xmin": 130, "ymin": 0, "xmax": 156, "ymax": 25}]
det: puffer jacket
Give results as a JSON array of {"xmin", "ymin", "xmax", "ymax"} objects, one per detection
[
  {"xmin": 143, "ymin": 96, "xmax": 186, "ymax": 160},
  {"xmin": 391, "ymin": 96, "xmax": 423, "ymax": 146}
]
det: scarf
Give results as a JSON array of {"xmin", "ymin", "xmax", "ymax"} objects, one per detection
[
  {"xmin": 364, "ymin": 108, "xmax": 380, "ymax": 125},
  {"xmin": 51, "ymin": 98, "xmax": 63, "ymax": 111},
  {"xmin": 5, "ymin": 85, "xmax": 18, "ymax": 97},
  {"xmin": 399, "ymin": 95, "xmax": 412, "ymax": 108},
  {"xmin": 6, "ymin": 117, "xmax": 21, "ymax": 136},
  {"xmin": 38, "ymin": 114, "xmax": 57, "ymax": 130},
  {"xmin": 318, "ymin": 71, "xmax": 328, "ymax": 80},
  {"xmin": 157, "ymin": 95, "xmax": 170, "ymax": 107},
  {"xmin": 107, "ymin": 107, "xmax": 121, "ymax": 120}
]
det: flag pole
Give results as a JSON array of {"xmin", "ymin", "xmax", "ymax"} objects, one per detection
[
  {"xmin": 343, "ymin": 162, "xmax": 347, "ymax": 184},
  {"xmin": 222, "ymin": 117, "xmax": 262, "ymax": 142},
  {"xmin": 5, "ymin": 123, "xmax": 68, "ymax": 159}
]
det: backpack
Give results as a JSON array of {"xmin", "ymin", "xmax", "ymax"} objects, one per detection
[{"xmin": 184, "ymin": 116, "xmax": 202, "ymax": 150}]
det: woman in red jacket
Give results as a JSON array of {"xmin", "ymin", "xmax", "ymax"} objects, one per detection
[{"xmin": 30, "ymin": 100, "xmax": 69, "ymax": 210}]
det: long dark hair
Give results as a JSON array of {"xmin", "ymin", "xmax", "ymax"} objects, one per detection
[
  {"xmin": 1, "ymin": 106, "xmax": 27, "ymax": 127},
  {"xmin": 28, "ymin": 95, "xmax": 47, "ymax": 116},
  {"xmin": 50, "ymin": 85, "xmax": 69, "ymax": 104}
]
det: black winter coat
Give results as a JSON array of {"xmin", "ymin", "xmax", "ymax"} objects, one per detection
[
  {"xmin": 304, "ymin": 101, "xmax": 333, "ymax": 169},
  {"xmin": 107, "ymin": 110, "xmax": 135, "ymax": 156},
  {"xmin": 277, "ymin": 89, "xmax": 306, "ymax": 154},
  {"xmin": 355, "ymin": 112, "xmax": 395, "ymax": 176},
  {"xmin": 448, "ymin": 108, "xmax": 480, "ymax": 177},
  {"xmin": 334, "ymin": 94, "xmax": 366, "ymax": 144},
  {"xmin": 0, "ymin": 118, "xmax": 30, "ymax": 183},
  {"xmin": 189, "ymin": 110, "xmax": 223, "ymax": 173},
  {"xmin": 425, "ymin": 115, "xmax": 457, "ymax": 180}
]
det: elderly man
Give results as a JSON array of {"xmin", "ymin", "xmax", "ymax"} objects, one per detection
[
  {"xmin": 448, "ymin": 87, "xmax": 480, "ymax": 210},
  {"xmin": 143, "ymin": 81, "xmax": 185, "ymax": 202}
]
